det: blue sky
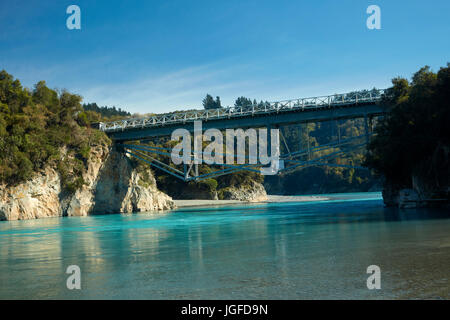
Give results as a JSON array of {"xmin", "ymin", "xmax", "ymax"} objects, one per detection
[{"xmin": 1, "ymin": 0, "xmax": 449, "ymax": 114}]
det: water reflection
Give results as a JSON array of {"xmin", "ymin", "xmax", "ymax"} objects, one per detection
[{"xmin": 0, "ymin": 193, "xmax": 449, "ymax": 299}]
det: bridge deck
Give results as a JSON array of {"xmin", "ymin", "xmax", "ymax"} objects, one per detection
[{"xmin": 100, "ymin": 89, "xmax": 388, "ymax": 141}]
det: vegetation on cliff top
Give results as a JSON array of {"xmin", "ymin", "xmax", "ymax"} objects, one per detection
[
  {"xmin": 82, "ymin": 102, "xmax": 131, "ymax": 119},
  {"xmin": 365, "ymin": 63, "xmax": 450, "ymax": 195},
  {"xmin": 0, "ymin": 70, "xmax": 110, "ymax": 191}
]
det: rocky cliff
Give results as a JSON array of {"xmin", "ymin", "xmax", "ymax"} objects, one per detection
[
  {"xmin": 0, "ymin": 146, "xmax": 175, "ymax": 221},
  {"xmin": 219, "ymin": 180, "xmax": 268, "ymax": 202},
  {"xmin": 92, "ymin": 147, "xmax": 174, "ymax": 214}
]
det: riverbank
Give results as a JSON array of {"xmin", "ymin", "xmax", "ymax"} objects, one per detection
[{"xmin": 173, "ymin": 194, "xmax": 330, "ymax": 208}]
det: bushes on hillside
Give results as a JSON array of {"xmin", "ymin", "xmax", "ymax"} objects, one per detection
[{"xmin": 0, "ymin": 70, "xmax": 111, "ymax": 190}]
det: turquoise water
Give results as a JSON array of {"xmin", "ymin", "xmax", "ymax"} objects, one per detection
[{"xmin": 0, "ymin": 192, "xmax": 449, "ymax": 299}]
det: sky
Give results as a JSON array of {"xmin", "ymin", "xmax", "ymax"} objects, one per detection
[{"xmin": 1, "ymin": 0, "xmax": 449, "ymax": 114}]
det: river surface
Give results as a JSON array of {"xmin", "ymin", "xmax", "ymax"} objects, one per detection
[{"xmin": 0, "ymin": 192, "xmax": 449, "ymax": 299}]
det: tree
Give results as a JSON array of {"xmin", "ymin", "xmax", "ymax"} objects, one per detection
[
  {"xmin": 202, "ymin": 94, "xmax": 222, "ymax": 109},
  {"xmin": 32, "ymin": 81, "xmax": 60, "ymax": 113},
  {"xmin": 0, "ymin": 70, "xmax": 111, "ymax": 189},
  {"xmin": 235, "ymin": 96, "xmax": 253, "ymax": 107},
  {"xmin": 234, "ymin": 96, "xmax": 269, "ymax": 109},
  {"xmin": 82, "ymin": 102, "xmax": 130, "ymax": 118},
  {"xmin": 215, "ymin": 96, "xmax": 221, "ymax": 108},
  {"xmin": 365, "ymin": 63, "xmax": 450, "ymax": 190}
]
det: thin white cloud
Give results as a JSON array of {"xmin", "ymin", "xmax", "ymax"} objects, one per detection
[
  {"xmin": 69, "ymin": 56, "xmax": 392, "ymax": 115},
  {"xmin": 79, "ymin": 64, "xmax": 391, "ymax": 114},
  {"xmin": 79, "ymin": 62, "xmax": 267, "ymax": 113},
  {"xmin": 7, "ymin": 57, "xmax": 391, "ymax": 116}
]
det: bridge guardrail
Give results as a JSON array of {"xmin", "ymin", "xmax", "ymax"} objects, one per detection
[{"xmin": 100, "ymin": 89, "xmax": 387, "ymax": 132}]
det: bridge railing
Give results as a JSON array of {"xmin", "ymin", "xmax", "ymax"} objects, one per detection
[{"xmin": 100, "ymin": 89, "xmax": 386, "ymax": 132}]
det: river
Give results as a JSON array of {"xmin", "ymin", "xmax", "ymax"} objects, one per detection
[{"xmin": 0, "ymin": 192, "xmax": 449, "ymax": 299}]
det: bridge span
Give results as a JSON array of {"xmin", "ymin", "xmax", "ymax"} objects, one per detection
[
  {"xmin": 100, "ymin": 89, "xmax": 388, "ymax": 142},
  {"xmin": 98, "ymin": 89, "xmax": 389, "ymax": 181}
]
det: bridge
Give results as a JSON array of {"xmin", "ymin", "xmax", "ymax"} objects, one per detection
[{"xmin": 99, "ymin": 89, "xmax": 389, "ymax": 181}]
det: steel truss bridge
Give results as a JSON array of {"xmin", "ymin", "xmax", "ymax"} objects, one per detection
[{"xmin": 100, "ymin": 89, "xmax": 389, "ymax": 181}]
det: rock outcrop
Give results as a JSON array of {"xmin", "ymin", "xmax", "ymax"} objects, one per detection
[
  {"xmin": 92, "ymin": 148, "xmax": 174, "ymax": 214},
  {"xmin": 382, "ymin": 144, "xmax": 450, "ymax": 209},
  {"xmin": 160, "ymin": 177, "xmax": 268, "ymax": 202},
  {"xmin": 0, "ymin": 166, "xmax": 63, "ymax": 221},
  {"xmin": 219, "ymin": 181, "xmax": 268, "ymax": 202},
  {"xmin": 398, "ymin": 189, "xmax": 422, "ymax": 209},
  {"xmin": 170, "ymin": 185, "xmax": 219, "ymax": 200},
  {"xmin": 60, "ymin": 144, "xmax": 110, "ymax": 217},
  {"xmin": 382, "ymin": 174, "xmax": 449, "ymax": 209},
  {"xmin": 381, "ymin": 183, "xmax": 401, "ymax": 207},
  {"xmin": 0, "ymin": 147, "xmax": 175, "ymax": 221}
]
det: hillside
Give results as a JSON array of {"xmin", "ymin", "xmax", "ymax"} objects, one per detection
[{"xmin": 0, "ymin": 70, "xmax": 110, "ymax": 190}]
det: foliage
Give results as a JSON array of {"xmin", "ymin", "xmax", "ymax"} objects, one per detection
[
  {"xmin": 234, "ymin": 96, "xmax": 269, "ymax": 108},
  {"xmin": 202, "ymin": 94, "xmax": 222, "ymax": 109},
  {"xmin": 82, "ymin": 102, "xmax": 131, "ymax": 119},
  {"xmin": 264, "ymin": 118, "xmax": 381, "ymax": 194},
  {"xmin": 0, "ymin": 70, "xmax": 111, "ymax": 191},
  {"xmin": 234, "ymin": 96, "xmax": 254, "ymax": 107},
  {"xmin": 365, "ymin": 64, "xmax": 450, "ymax": 189}
]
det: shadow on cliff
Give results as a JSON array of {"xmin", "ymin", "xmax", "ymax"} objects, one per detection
[{"xmin": 91, "ymin": 146, "xmax": 133, "ymax": 214}]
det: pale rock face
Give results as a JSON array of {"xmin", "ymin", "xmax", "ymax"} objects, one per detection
[
  {"xmin": 221, "ymin": 181, "xmax": 268, "ymax": 202},
  {"xmin": 0, "ymin": 167, "xmax": 62, "ymax": 220},
  {"xmin": 93, "ymin": 148, "xmax": 175, "ymax": 214},
  {"xmin": 0, "ymin": 146, "xmax": 175, "ymax": 221},
  {"xmin": 64, "ymin": 145, "xmax": 110, "ymax": 217},
  {"xmin": 121, "ymin": 171, "xmax": 175, "ymax": 213}
]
